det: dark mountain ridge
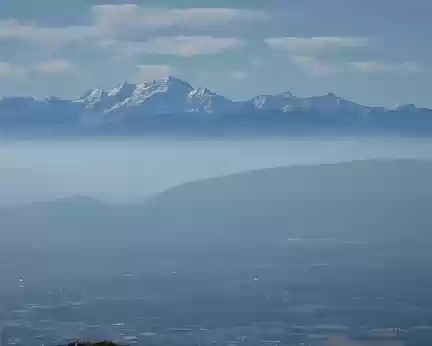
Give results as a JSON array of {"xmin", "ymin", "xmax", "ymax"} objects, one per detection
[{"xmin": 2, "ymin": 159, "xmax": 432, "ymax": 248}]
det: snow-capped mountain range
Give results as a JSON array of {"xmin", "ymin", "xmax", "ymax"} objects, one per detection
[
  {"xmin": 74, "ymin": 76, "xmax": 236, "ymax": 115},
  {"xmin": 0, "ymin": 76, "xmax": 431, "ymax": 134},
  {"xmin": 72, "ymin": 76, "xmax": 374, "ymax": 115}
]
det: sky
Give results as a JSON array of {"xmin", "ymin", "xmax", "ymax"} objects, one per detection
[{"xmin": 0, "ymin": 0, "xmax": 431, "ymax": 107}]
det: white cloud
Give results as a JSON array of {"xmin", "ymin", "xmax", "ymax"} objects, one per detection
[
  {"xmin": 0, "ymin": 61, "xmax": 26, "ymax": 78},
  {"xmin": 0, "ymin": 5, "xmax": 259, "ymax": 58},
  {"xmin": 350, "ymin": 61, "xmax": 424, "ymax": 74},
  {"xmin": 0, "ymin": 6, "xmax": 265, "ymax": 44},
  {"xmin": 250, "ymin": 57, "xmax": 265, "ymax": 68},
  {"xmin": 102, "ymin": 36, "xmax": 244, "ymax": 58},
  {"xmin": 134, "ymin": 65, "xmax": 173, "ymax": 82},
  {"xmin": 289, "ymin": 58, "xmax": 424, "ymax": 77},
  {"xmin": 0, "ymin": 20, "xmax": 97, "ymax": 46},
  {"xmin": 265, "ymin": 37, "xmax": 368, "ymax": 54},
  {"xmin": 0, "ymin": 60, "xmax": 76, "ymax": 81},
  {"xmin": 290, "ymin": 55, "xmax": 341, "ymax": 76},
  {"xmin": 34, "ymin": 60, "xmax": 75, "ymax": 75},
  {"xmin": 229, "ymin": 71, "xmax": 247, "ymax": 81},
  {"xmin": 92, "ymin": 5, "xmax": 268, "ymax": 31}
]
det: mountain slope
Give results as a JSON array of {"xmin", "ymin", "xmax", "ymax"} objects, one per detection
[
  {"xmin": 2, "ymin": 160, "xmax": 432, "ymax": 248},
  {"xmin": 141, "ymin": 159, "xmax": 432, "ymax": 245}
]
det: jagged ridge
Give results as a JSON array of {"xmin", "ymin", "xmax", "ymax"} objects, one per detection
[{"xmin": 0, "ymin": 75, "xmax": 431, "ymax": 133}]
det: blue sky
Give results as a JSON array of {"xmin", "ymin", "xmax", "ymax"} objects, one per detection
[{"xmin": 0, "ymin": 0, "xmax": 431, "ymax": 107}]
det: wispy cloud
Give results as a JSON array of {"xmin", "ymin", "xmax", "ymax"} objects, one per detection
[
  {"xmin": 290, "ymin": 57, "xmax": 425, "ymax": 77},
  {"xmin": 265, "ymin": 36, "xmax": 423, "ymax": 78},
  {"xmin": 249, "ymin": 57, "xmax": 265, "ymax": 68},
  {"xmin": 93, "ymin": 6, "xmax": 260, "ymax": 58},
  {"xmin": 0, "ymin": 60, "xmax": 76, "ymax": 81},
  {"xmin": 0, "ymin": 61, "xmax": 27, "ymax": 78},
  {"xmin": 229, "ymin": 71, "xmax": 247, "ymax": 81},
  {"xmin": 0, "ymin": 6, "xmax": 266, "ymax": 47},
  {"xmin": 34, "ymin": 60, "xmax": 75, "ymax": 75},
  {"xmin": 92, "ymin": 5, "xmax": 268, "ymax": 31},
  {"xmin": 102, "ymin": 36, "xmax": 244, "ymax": 58},
  {"xmin": 0, "ymin": 20, "xmax": 97, "ymax": 46},
  {"xmin": 135, "ymin": 65, "xmax": 174, "ymax": 82},
  {"xmin": 290, "ymin": 55, "xmax": 341, "ymax": 76},
  {"xmin": 265, "ymin": 37, "xmax": 368, "ymax": 54},
  {"xmin": 350, "ymin": 61, "xmax": 424, "ymax": 74}
]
